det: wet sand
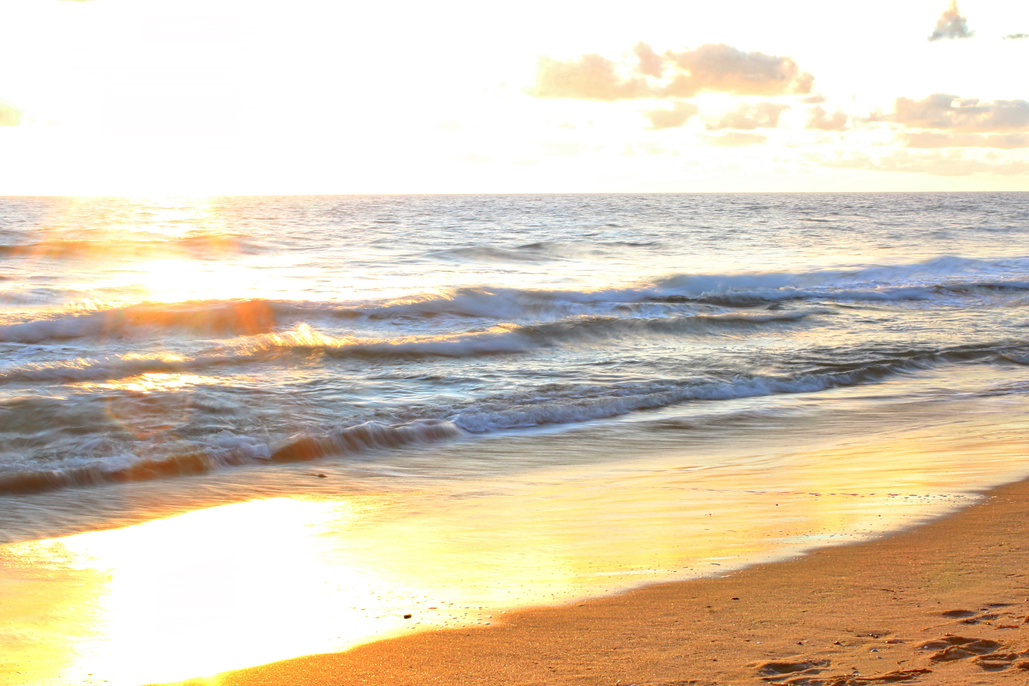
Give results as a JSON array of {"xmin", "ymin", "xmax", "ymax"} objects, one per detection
[{"xmin": 163, "ymin": 478, "xmax": 1029, "ymax": 686}]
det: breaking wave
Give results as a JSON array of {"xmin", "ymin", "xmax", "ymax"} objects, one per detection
[
  {"xmin": 0, "ymin": 420, "xmax": 461, "ymax": 495},
  {"xmin": 0, "ymin": 310, "xmax": 823, "ymax": 386},
  {"xmin": 3, "ymin": 255, "xmax": 1025, "ymax": 344},
  {"xmin": 2, "ymin": 339, "xmax": 1026, "ymax": 495},
  {"xmin": 0, "ymin": 299, "xmax": 281, "ymax": 343}
]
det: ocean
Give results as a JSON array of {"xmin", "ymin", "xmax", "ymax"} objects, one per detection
[{"xmin": 2, "ymin": 193, "xmax": 1029, "ymax": 685}]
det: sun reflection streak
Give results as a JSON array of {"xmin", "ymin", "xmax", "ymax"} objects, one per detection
[
  {"xmin": 61, "ymin": 499, "xmax": 386, "ymax": 685},
  {"xmin": 90, "ymin": 372, "xmax": 216, "ymax": 394},
  {"xmin": 112, "ymin": 258, "xmax": 259, "ymax": 305},
  {"xmin": 22, "ymin": 196, "xmax": 279, "ymax": 309},
  {"xmin": 238, "ymin": 322, "xmax": 527, "ymax": 357},
  {"xmin": 2, "ymin": 498, "xmax": 434, "ymax": 686}
]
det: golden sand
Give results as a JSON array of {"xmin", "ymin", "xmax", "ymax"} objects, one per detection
[{"xmin": 161, "ymin": 479, "xmax": 1029, "ymax": 686}]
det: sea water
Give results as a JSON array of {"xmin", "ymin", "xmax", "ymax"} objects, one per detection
[{"xmin": 1, "ymin": 193, "xmax": 1028, "ymax": 684}]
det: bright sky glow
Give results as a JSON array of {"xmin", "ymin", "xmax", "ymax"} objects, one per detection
[{"xmin": 0, "ymin": 0, "xmax": 1027, "ymax": 194}]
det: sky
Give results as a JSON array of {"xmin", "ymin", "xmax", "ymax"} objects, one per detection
[{"xmin": 0, "ymin": 0, "xmax": 1027, "ymax": 195}]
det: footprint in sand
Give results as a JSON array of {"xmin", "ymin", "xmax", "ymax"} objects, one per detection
[
  {"xmin": 939, "ymin": 609, "xmax": 976, "ymax": 619},
  {"xmin": 824, "ymin": 669, "xmax": 932, "ymax": 685},
  {"xmin": 941, "ymin": 604, "xmax": 1028, "ymax": 627},
  {"xmin": 917, "ymin": 634, "xmax": 1029, "ymax": 671},
  {"xmin": 756, "ymin": 659, "xmax": 829, "ymax": 683},
  {"xmin": 756, "ymin": 660, "xmax": 930, "ymax": 685},
  {"xmin": 973, "ymin": 652, "xmax": 1025, "ymax": 671},
  {"xmin": 939, "ymin": 608, "xmax": 1002, "ymax": 625},
  {"xmin": 918, "ymin": 634, "xmax": 1002, "ymax": 662}
]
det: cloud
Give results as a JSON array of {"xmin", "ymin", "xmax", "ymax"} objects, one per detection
[
  {"xmin": 705, "ymin": 102, "xmax": 788, "ymax": 130},
  {"xmin": 634, "ymin": 42, "xmax": 664, "ymax": 78},
  {"xmin": 1003, "ymin": 33, "xmax": 1028, "ymax": 40},
  {"xmin": 530, "ymin": 43, "xmax": 812, "ymax": 100},
  {"xmin": 806, "ymin": 106, "xmax": 848, "ymax": 131},
  {"xmin": 824, "ymin": 150, "xmax": 1029, "ymax": 176},
  {"xmin": 705, "ymin": 132, "xmax": 767, "ymax": 147},
  {"xmin": 0, "ymin": 102, "xmax": 21, "ymax": 127},
  {"xmin": 902, "ymin": 132, "xmax": 1029, "ymax": 149},
  {"xmin": 802, "ymin": 95, "xmax": 827, "ymax": 104},
  {"xmin": 928, "ymin": 1, "xmax": 973, "ymax": 41},
  {"xmin": 892, "ymin": 94, "xmax": 1029, "ymax": 131},
  {"xmin": 662, "ymin": 44, "xmax": 813, "ymax": 97},
  {"xmin": 644, "ymin": 101, "xmax": 700, "ymax": 130},
  {"xmin": 530, "ymin": 53, "xmax": 652, "ymax": 101}
]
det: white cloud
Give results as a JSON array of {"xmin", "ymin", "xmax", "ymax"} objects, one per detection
[
  {"xmin": 643, "ymin": 101, "xmax": 700, "ymax": 130},
  {"xmin": 902, "ymin": 132, "xmax": 1029, "ymax": 149},
  {"xmin": 806, "ymin": 106, "xmax": 848, "ymax": 131},
  {"xmin": 530, "ymin": 43, "xmax": 813, "ymax": 101},
  {"xmin": 530, "ymin": 53, "xmax": 653, "ymax": 101},
  {"xmin": 706, "ymin": 102, "xmax": 789, "ymax": 130},
  {"xmin": 633, "ymin": 42, "xmax": 664, "ymax": 78},
  {"xmin": 662, "ymin": 44, "xmax": 813, "ymax": 97},
  {"xmin": 893, "ymin": 94, "xmax": 1029, "ymax": 132}
]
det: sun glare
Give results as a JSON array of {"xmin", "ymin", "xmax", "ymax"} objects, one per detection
[
  {"xmin": 128, "ymin": 257, "xmax": 254, "ymax": 304},
  {"xmin": 3, "ymin": 498, "xmax": 414, "ymax": 686}
]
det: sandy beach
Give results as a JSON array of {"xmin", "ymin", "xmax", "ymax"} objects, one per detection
[{"xmin": 160, "ymin": 477, "xmax": 1029, "ymax": 686}]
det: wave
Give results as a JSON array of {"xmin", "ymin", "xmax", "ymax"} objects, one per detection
[
  {"xmin": 268, "ymin": 419, "xmax": 461, "ymax": 462},
  {"xmin": 0, "ymin": 420, "xmax": 460, "ymax": 495},
  {"xmin": 0, "ymin": 325, "xmax": 541, "ymax": 385},
  {"xmin": 250, "ymin": 311, "xmax": 818, "ymax": 360},
  {"xmin": 2, "ymin": 255, "xmax": 1024, "ymax": 344},
  {"xmin": 3, "ymin": 340, "xmax": 1026, "ymax": 495},
  {"xmin": 448, "ymin": 341, "xmax": 1028, "ymax": 433},
  {"xmin": 429, "ymin": 245, "xmax": 561, "ymax": 263},
  {"xmin": 0, "ymin": 299, "xmax": 280, "ymax": 343},
  {"xmin": 0, "ymin": 311, "xmax": 822, "ymax": 385},
  {"xmin": 0, "ymin": 293, "xmax": 815, "ymax": 353},
  {"xmin": 0, "ymin": 286, "xmax": 81, "ymax": 307},
  {"xmin": 0, "ymin": 351, "xmax": 263, "ymax": 385},
  {"xmin": 512, "ymin": 309, "xmax": 819, "ymax": 344},
  {"xmin": 0, "ymin": 234, "xmax": 259, "ymax": 260},
  {"xmin": 654, "ymin": 256, "xmax": 1029, "ymax": 304},
  {"xmin": 264, "ymin": 324, "xmax": 539, "ymax": 359},
  {"xmin": 429, "ymin": 240, "xmax": 659, "ymax": 263},
  {"xmin": 0, "ymin": 355, "xmax": 190, "ymax": 385},
  {"xmin": 351, "ymin": 255, "xmax": 1029, "ymax": 319}
]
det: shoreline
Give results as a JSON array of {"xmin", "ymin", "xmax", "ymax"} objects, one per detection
[{"xmin": 163, "ymin": 478, "xmax": 1029, "ymax": 686}]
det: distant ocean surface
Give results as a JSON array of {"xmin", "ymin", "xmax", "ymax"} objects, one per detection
[{"xmin": 1, "ymin": 193, "xmax": 1029, "ymax": 534}]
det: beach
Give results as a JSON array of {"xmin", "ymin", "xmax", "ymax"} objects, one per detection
[{"xmin": 166, "ymin": 477, "xmax": 1029, "ymax": 686}]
